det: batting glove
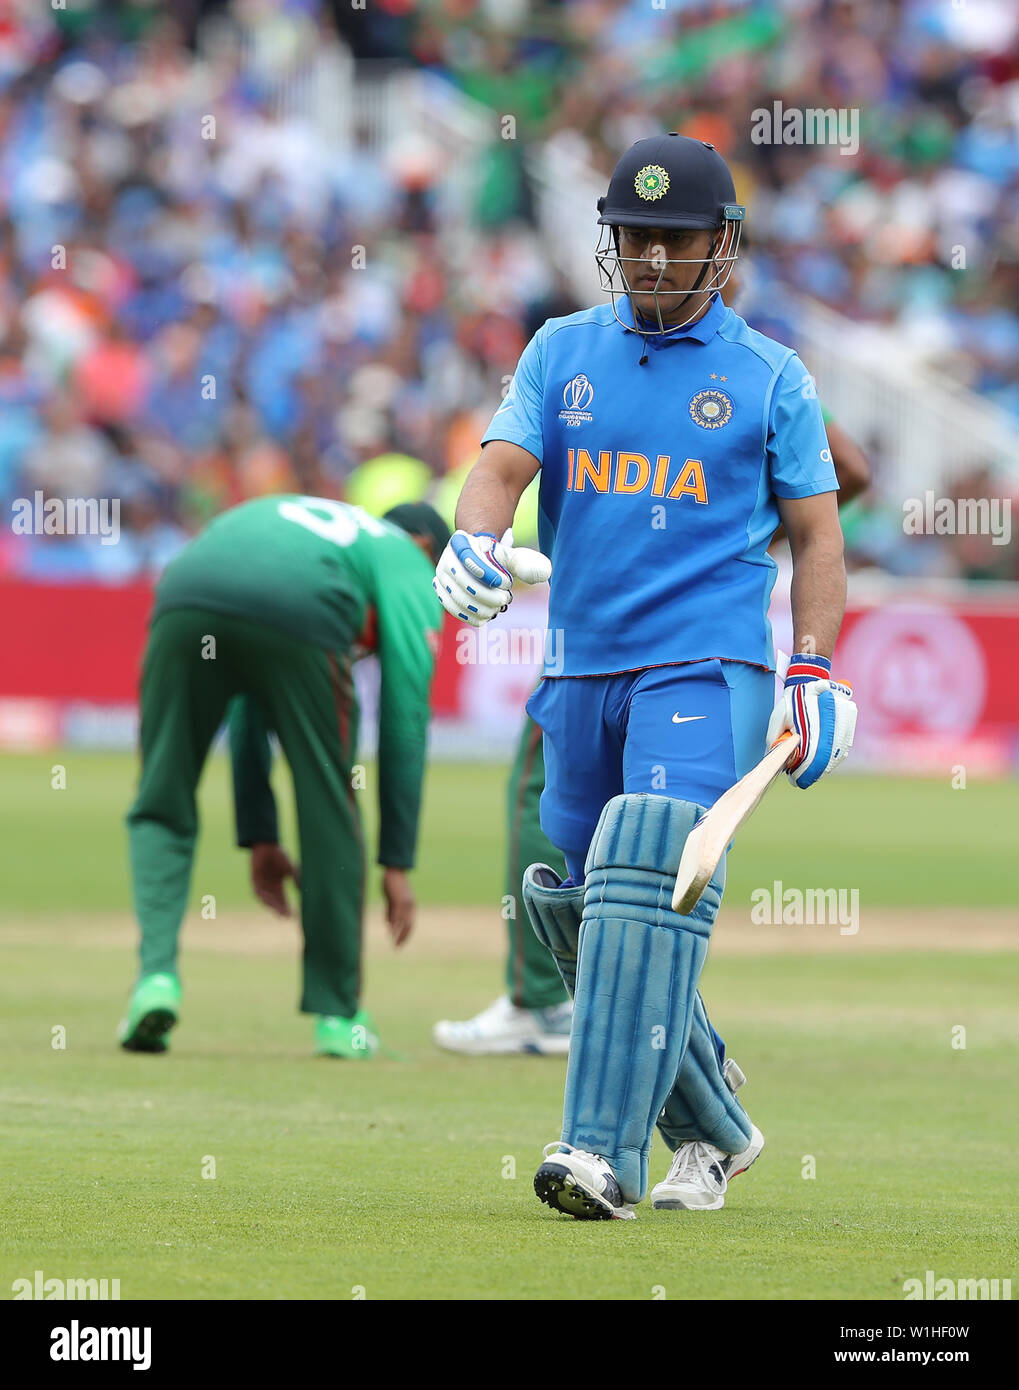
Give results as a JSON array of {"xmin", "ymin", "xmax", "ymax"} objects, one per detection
[
  {"xmin": 766, "ymin": 653, "xmax": 857, "ymax": 790},
  {"xmin": 433, "ymin": 528, "xmax": 551, "ymax": 627}
]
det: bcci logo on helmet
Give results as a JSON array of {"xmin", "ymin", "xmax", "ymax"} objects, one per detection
[
  {"xmin": 559, "ymin": 373, "xmax": 594, "ymax": 427},
  {"xmin": 634, "ymin": 165, "xmax": 670, "ymax": 202}
]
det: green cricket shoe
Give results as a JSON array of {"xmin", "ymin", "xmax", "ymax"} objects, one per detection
[
  {"xmin": 314, "ymin": 1009, "xmax": 380, "ymax": 1059},
  {"xmin": 118, "ymin": 973, "xmax": 181, "ymax": 1053}
]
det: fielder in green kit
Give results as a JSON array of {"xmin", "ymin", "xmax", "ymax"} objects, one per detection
[
  {"xmin": 433, "ymin": 714, "xmax": 572, "ymax": 1054},
  {"xmin": 119, "ymin": 494, "xmax": 449, "ymax": 1058}
]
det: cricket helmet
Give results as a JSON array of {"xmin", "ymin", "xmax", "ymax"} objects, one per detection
[{"xmin": 595, "ymin": 133, "xmax": 745, "ymax": 334}]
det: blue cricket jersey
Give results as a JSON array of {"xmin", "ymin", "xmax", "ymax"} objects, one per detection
[{"xmin": 482, "ymin": 293, "xmax": 838, "ymax": 677}]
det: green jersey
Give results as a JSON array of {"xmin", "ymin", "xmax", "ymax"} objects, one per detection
[{"xmin": 155, "ymin": 495, "xmax": 442, "ymax": 867}]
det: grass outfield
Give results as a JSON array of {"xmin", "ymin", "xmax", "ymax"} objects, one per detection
[
  {"xmin": 1, "ymin": 752, "xmax": 1017, "ymax": 1300},
  {"xmin": 3, "ymin": 750, "xmax": 1018, "ymax": 913}
]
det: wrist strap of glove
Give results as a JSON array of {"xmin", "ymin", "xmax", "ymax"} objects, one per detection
[{"xmin": 785, "ymin": 653, "xmax": 831, "ymax": 688}]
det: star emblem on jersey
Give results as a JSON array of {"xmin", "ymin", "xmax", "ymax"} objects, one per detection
[
  {"xmin": 634, "ymin": 165, "xmax": 670, "ymax": 201},
  {"xmin": 689, "ymin": 388, "xmax": 734, "ymax": 430}
]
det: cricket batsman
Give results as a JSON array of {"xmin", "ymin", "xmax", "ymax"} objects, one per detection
[
  {"xmin": 434, "ymin": 134, "xmax": 858, "ymax": 1218},
  {"xmin": 120, "ymin": 495, "xmax": 449, "ymax": 1059},
  {"xmin": 432, "ymin": 414, "xmax": 868, "ymax": 1057}
]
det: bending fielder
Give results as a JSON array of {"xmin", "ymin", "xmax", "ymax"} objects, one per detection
[
  {"xmin": 121, "ymin": 496, "xmax": 448, "ymax": 1060},
  {"xmin": 434, "ymin": 134, "xmax": 857, "ymax": 1218}
]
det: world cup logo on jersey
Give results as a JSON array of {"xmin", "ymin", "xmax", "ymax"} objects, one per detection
[{"xmin": 559, "ymin": 373, "xmax": 595, "ymax": 427}]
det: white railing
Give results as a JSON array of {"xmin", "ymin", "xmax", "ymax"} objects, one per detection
[
  {"xmin": 382, "ymin": 70, "xmax": 495, "ymax": 227},
  {"xmin": 527, "ymin": 140, "xmax": 605, "ymax": 302},
  {"xmin": 219, "ymin": 17, "xmax": 495, "ymax": 227},
  {"xmin": 791, "ymin": 300, "xmax": 1019, "ymax": 495}
]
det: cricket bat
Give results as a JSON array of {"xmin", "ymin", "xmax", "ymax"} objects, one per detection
[{"xmin": 671, "ymin": 733, "xmax": 798, "ymax": 915}]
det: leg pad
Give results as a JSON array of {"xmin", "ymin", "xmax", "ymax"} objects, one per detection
[
  {"xmin": 522, "ymin": 865, "xmax": 585, "ymax": 996},
  {"xmin": 562, "ymin": 794, "xmax": 725, "ymax": 1203},
  {"xmin": 657, "ymin": 994, "xmax": 753, "ymax": 1154}
]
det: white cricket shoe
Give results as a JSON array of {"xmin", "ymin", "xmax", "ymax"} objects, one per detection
[
  {"xmin": 534, "ymin": 1143, "xmax": 636, "ymax": 1220},
  {"xmin": 432, "ymin": 995, "xmax": 572, "ymax": 1056},
  {"xmin": 651, "ymin": 1124, "xmax": 765, "ymax": 1211}
]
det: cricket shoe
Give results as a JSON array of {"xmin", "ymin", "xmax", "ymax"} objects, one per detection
[
  {"xmin": 315, "ymin": 1009, "xmax": 380, "ymax": 1059},
  {"xmin": 534, "ymin": 1143, "xmax": 636, "ymax": 1220},
  {"xmin": 118, "ymin": 973, "xmax": 180, "ymax": 1053},
  {"xmin": 651, "ymin": 1124, "xmax": 765, "ymax": 1211},
  {"xmin": 433, "ymin": 995, "xmax": 572, "ymax": 1056}
]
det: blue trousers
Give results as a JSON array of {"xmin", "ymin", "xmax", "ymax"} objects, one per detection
[{"xmin": 526, "ymin": 659, "xmax": 774, "ymax": 883}]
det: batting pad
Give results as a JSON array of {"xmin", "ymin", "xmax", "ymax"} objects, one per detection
[
  {"xmin": 522, "ymin": 864, "xmax": 585, "ymax": 996},
  {"xmin": 657, "ymin": 992, "xmax": 753, "ymax": 1155},
  {"xmin": 562, "ymin": 794, "xmax": 725, "ymax": 1204}
]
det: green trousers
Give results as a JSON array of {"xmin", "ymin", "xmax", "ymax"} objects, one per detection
[
  {"xmin": 127, "ymin": 608, "xmax": 364, "ymax": 1018},
  {"xmin": 504, "ymin": 715, "xmax": 569, "ymax": 1010}
]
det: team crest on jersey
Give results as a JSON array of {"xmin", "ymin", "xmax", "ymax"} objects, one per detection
[
  {"xmin": 635, "ymin": 165, "xmax": 670, "ymax": 201},
  {"xmin": 559, "ymin": 373, "xmax": 594, "ymax": 427},
  {"xmin": 689, "ymin": 388, "xmax": 733, "ymax": 430}
]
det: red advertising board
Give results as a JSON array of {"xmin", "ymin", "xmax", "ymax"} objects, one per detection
[
  {"xmin": 2, "ymin": 578, "xmax": 1018, "ymax": 769},
  {"xmin": 4, "ymin": 579, "xmax": 154, "ymax": 702},
  {"xmin": 829, "ymin": 593, "xmax": 1019, "ymax": 772}
]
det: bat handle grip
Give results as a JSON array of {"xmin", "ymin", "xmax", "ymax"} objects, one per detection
[{"xmin": 768, "ymin": 730, "xmax": 798, "ymax": 766}]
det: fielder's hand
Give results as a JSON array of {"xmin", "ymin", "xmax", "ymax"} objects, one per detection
[
  {"xmin": 382, "ymin": 867, "xmax": 415, "ymax": 947},
  {"xmin": 766, "ymin": 654, "xmax": 857, "ymax": 790},
  {"xmin": 250, "ymin": 842, "xmax": 301, "ymax": 916},
  {"xmin": 433, "ymin": 528, "xmax": 551, "ymax": 626}
]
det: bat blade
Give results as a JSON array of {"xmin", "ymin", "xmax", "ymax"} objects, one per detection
[{"xmin": 671, "ymin": 734, "xmax": 797, "ymax": 915}]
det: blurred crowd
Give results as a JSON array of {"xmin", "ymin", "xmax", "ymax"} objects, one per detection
[{"xmin": 0, "ymin": 0, "xmax": 1016, "ymax": 583}]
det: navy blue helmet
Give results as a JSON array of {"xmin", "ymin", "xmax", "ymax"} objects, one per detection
[{"xmin": 595, "ymin": 134, "xmax": 745, "ymax": 334}]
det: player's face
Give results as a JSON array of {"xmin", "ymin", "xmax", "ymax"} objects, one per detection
[{"xmin": 617, "ymin": 226, "xmax": 717, "ymax": 325}]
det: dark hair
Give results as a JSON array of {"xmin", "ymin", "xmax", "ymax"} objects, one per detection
[{"xmin": 382, "ymin": 502, "xmax": 451, "ymax": 564}]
